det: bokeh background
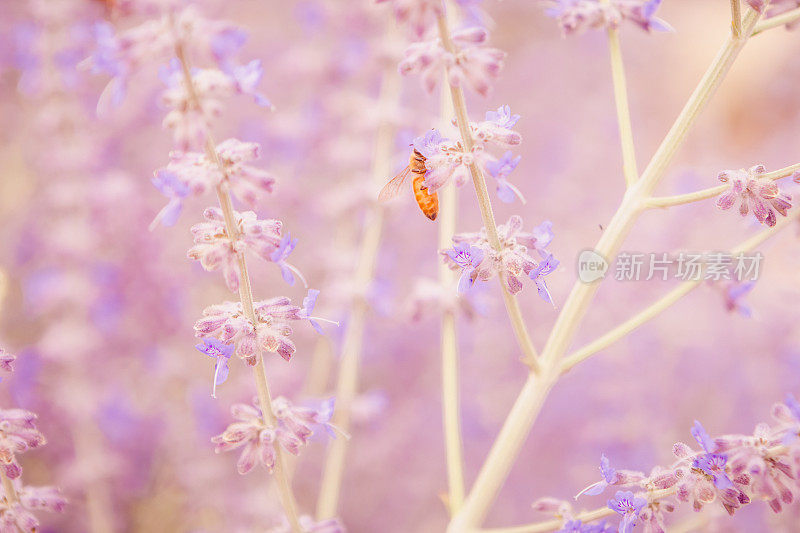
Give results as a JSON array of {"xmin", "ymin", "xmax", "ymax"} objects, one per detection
[{"xmin": 0, "ymin": 0, "xmax": 799, "ymax": 531}]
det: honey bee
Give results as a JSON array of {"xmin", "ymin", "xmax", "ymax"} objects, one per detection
[{"xmin": 378, "ymin": 149, "xmax": 439, "ymax": 221}]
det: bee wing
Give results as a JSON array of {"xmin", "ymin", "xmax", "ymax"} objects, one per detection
[{"xmin": 378, "ymin": 166, "xmax": 412, "ymax": 202}]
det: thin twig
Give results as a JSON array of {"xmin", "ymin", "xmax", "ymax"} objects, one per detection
[
  {"xmin": 753, "ymin": 6, "xmax": 800, "ymax": 35},
  {"xmin": 645, "ymin": 162, "xmax": 800, "ymax": 208},
  {"xmin": 560, "ymin": 210, "xmax": 799, "ymax": 373},
  {"xmin": 602, "ymin": 0, "xmax": 638, "ymax": 187}
]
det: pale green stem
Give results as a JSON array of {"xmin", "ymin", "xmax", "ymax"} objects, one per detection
[
  {"xmin": 174, "ymin": 43, "xmax": 303, "ymax": 533},
  {"xmin": 560, "ymin": 210, "xmax": 799, "ymax": 373},
  {"xmin": 316, "ymin": 65, "xmax": 401, "ymax": 520},
  {"xmin": 447, "ymin": 8, "xmax": 765, "ymax": 531},
  {"xmin": 645, "ymin": 162, "xmax": 800, "ymax": 208},
  {"xmin": 475, "ymin": 488, "xmax": 676, "ymax": 533},
  {"xmin": 439, "ymin": 70, "xmax": 466, "ymax": 513},
  {"xmin": 731, "ymin": 0, "xmax": 742, "ymax": 37},
  {"xmin": 435, "ymin": 14, "xmax": 541, "ymax": 372},
  {"xmin": 603, "ymin": 7, "xmax": 638, "ymax": 186},
  {"xmin": 753, "ymin": 6, "xmax": 800, "ymax": 34}
]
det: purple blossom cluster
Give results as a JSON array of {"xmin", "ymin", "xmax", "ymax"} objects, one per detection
[
  {"xmin": 543, "ymin": 0, "xmax": 672, "ymax": 35},
  {"xmin": 152, "ymin": 138, "xmax": 275, "ymax": 227},
  {"xmin": 187, "ymin": 207, "xmax": 289, "ymax": 291},
  {"xmin": 0, "ymin": 484, "xmax": 67, "ymax": 533},
  {"xmin": 399, "ymin": 26, "xmax": 505, "ymax": 96},
  {"xmin": 212, "ymin": 397, "xmax": 336, "ymax": 475},
  {"xmin": 442, "ymin": 216, "xmax": 558, "ymax": 299},
  {"xmin": 159, "ymin": 59, "xmax": 270, "ymax": 149},
  {"xmin": 0, "ymin": 408, "xmax": 45, "ymax": 481},
  {"xmin": 715, "ymin": 165, "xmax": 793, "ymax": 227},
  {"xmin": 194, "ymin": 295, "xmax": 320, "ymax": 364},
  {"xmin": 534, "ymin": 395, "xmax": 800, "ymax": 532},
  {"xmin": 412, "ymin": 106, "xmax": 525, "ymax": 203},
  {"xmin": 0, "ymin": 351, "xmax": 65, "ymax": 532},
  {"xmin": 86, "ymin": 5, "xmax": 247, "ymax": 108}
]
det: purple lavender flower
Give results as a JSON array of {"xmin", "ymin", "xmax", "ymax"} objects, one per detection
[
  {"xmin": 412, "ymin": 128, "xmax": 445, "ymax": 159},
  {"xmin": 577, "ymin": 454, "xmax": 617, "ymax": 497},
  {"xmin": 150, "ymin": 171, "xmax": 190, "ymax": 229},
  {"xmin": 689, "ymin": 421, "xmax": 735, "ymax": 489},
  {"xmin": 486, "ymin": 151, "xmax": 524, "ymax": 203},
  {"xmin": 577, "ymin": 455, "xmax": 646, "ymax": 498},
  {"xmin": 607, "ymin": 490, "xmax": 647, "ymax": 533},
  {"xmin": 270, "ymin": 232, "xmax": 301, "ymax": 286},
  {"xmin": 690, "ymin": 420, "xmax": 717, "ymax": 453},
  {"xmin": 693, "ymin": 453, "xmax": 734, "ymax": 490},
  {"xmin": 485, "ymin": 105, "xmax": 520, "ymax": 129},
  {"xmin": 531, "ymin": 220, "xmax": 555, "ymax": 253},
  {"xmin": 472, "ymin": 106, "xmax": 523, "ymax": 147},
  {"xmin": 444, "ymin": 242, "xmax": 485, "ymax": 293},
  {"xmin": 227, "ymin": 59, "xmax": 273, "ymax": 108},
  {"xmin": 530, "ymin": 253, "xmax": 560, "ymax": 304},
  {"xmin": 195, "ymin": 338, "xmax": 234, "ymax": 398},
  {"xmin": 300, "ymin": 289, "xmax": 337, "ymax": 334}
]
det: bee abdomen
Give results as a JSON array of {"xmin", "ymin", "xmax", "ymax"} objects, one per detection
[{"xmin": 412, "ymin": 173, "xmax": 439, "ymax": 221}]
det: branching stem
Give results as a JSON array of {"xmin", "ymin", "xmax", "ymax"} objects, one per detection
[{"xmin": 447, "ymin": 7, "xmax": 766, "ymax": 531}]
